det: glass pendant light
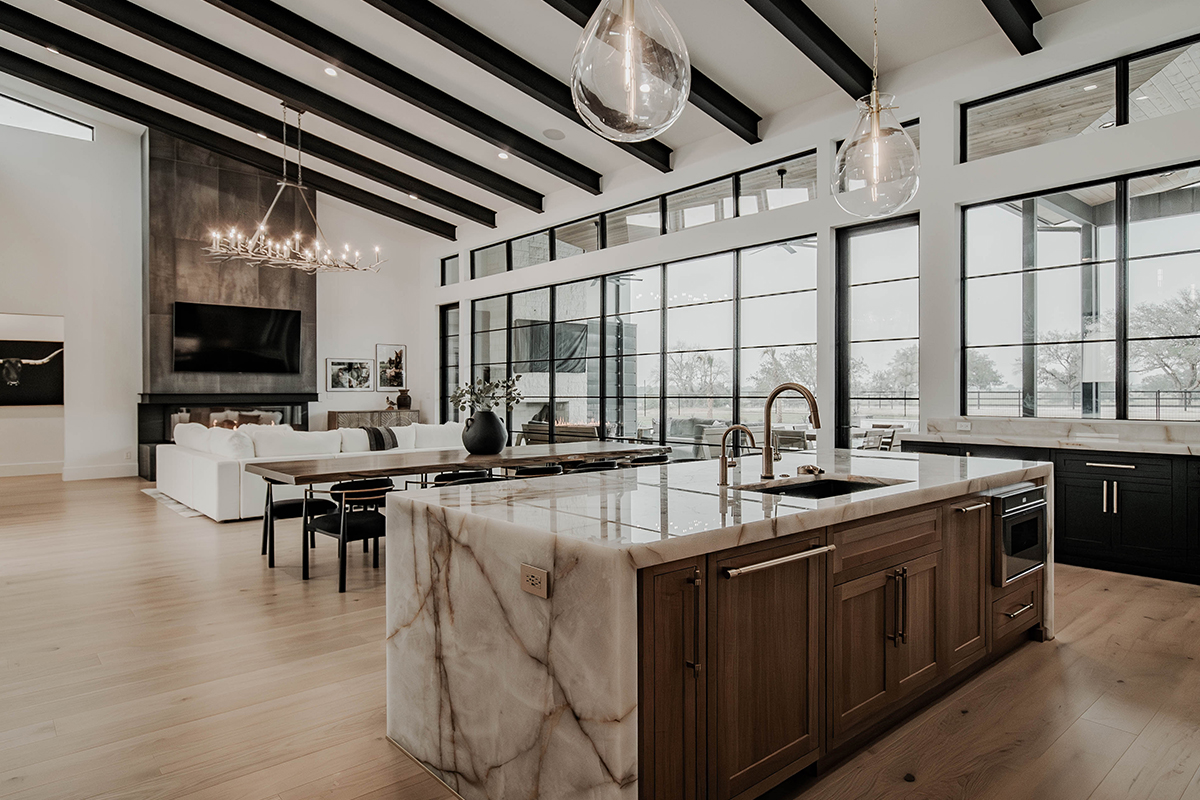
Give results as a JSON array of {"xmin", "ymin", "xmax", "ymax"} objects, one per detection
[
  {"xmin": 571, "ymin": 0, "xmax": 691, "ymax": 142},
  {"xmin": 832, "ymin": 0, "xmax": 919, "ymax": 218}
]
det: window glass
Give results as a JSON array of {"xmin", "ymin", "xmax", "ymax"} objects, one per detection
[
  {"xmin": 472, "ymin": 242, "xmax": 507, "ymax": 278},
  {"xmin": 606, "ymin": 199, "xmax": 661, "ymax": 247},
  {"xmin": 1129, "ymin": 44, "xmax": 1200, "ymax": 125},
  {"xmin": 439, "ymin": 305, "xmax": 460, "ymax": 422},
  {"xmin": 665, "ymin": 179, "xmax": 735, "ymax": 233},
  {"xmin": 964, "ymin": 67, "xmax": 1117, "ymax": 161},
  {"xmin": 511, "ymin": 231, "xmax": 551, "ymax": 270},
  {"xmin": 555, "ymin": 217, "xmax": 601, "ymax": 258},
  {"xmin": 738, "ymin": 155, "xmax": 816, "ymax": 215},
  {"xmin": 441, "ymin": 255, "xmax": 459, "ymax": 286},
  {"xmin": 741, "ymin": 238, "xmax": 817, "ymax": 296},
  {"xmin": 556, "ymin": 279, "xmax": 602, "ymax": 321},
  {"xmin": 667, "ymin": 252, "xmax": 735, "ymax": 306}
]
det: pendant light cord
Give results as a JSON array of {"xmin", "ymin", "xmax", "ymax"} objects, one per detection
[{"xmin": 872, "ymin": 0, "xmax": 879, "ymax": 94}]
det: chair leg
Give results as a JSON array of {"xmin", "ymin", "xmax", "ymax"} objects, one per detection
[
  {"xmin": 261, "ymin": 482, "xmax": 272, "ymax": 556},
  {"xmin": 363, "ymin": 538, "xmax": 369, "ymax": 553},
  {"xmin": 373, "ymin": 537, "xmax": 379, "ymax": 569},
  {"xmin": 338, "ymin": 536, "xmax": 348, "ymax": 593},
  {"xmin": 302, "ymin": 524, "xmax": 309, "ymax": 580}
]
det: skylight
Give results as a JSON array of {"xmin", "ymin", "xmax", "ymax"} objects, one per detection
[{"xmin": 0, "ymin": 93, "xmax": 93, "ymax": 142}]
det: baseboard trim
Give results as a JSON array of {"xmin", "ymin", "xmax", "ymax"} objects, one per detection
[
  {"xmin": 0, "ymin": 461, "xmax": 63, "ymax": 478},
  {"xmin": 61, "ymin": 464, "xmax": 140, "ymax": 481}
]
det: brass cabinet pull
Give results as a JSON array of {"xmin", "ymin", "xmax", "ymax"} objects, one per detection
[
  {"xmin": 1113, "ymin": 481, "xmax": 1118, "ymax": 515},
  {"xmin": 955, "ymin": 502, "xmax": 990, "ymax": 513},
  {"xmin": 889, "ymin": 569, "xmax": 903, "ymax": 648},
  {"xmin": 722, "ymin": 544, "xmax": 836, "ymax": 578},
  {"xmin": 1086, "ymin": 462, "xmax": 1136, "ymax": 470},
  {"xmin": 1102, "ymin": 480, "xmax": 1107, "ymax": 513},
  {"xmin": 901, "ymin": 567, "xmax": 910, "ymax": 645},
  {"xmin": 1005, "ymin": 602, "xmax": 1035, "ymax": 619}
]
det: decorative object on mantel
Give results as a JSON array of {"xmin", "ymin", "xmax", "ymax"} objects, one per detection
[
  {"xmin": 831, "ymin": 0, "xmax": 920, "ymax": 219},
  {"xmin": 450, "ymin": 376, "xmax": 524, "ymax": 455},
  {"xmin": 326, "ymin": 358, "xmax": 374, "ymax": 392},
  {"xmin": 394, "ymin": 389, "xmax": 412, "ymax": 409},
  {"xmin": 384, "ymin": 396, "xmax": 396, "ymax": 410},
  {"xmin": 376, "ymin": 344, "xmax": 407, "ymax": 391},
  {"xmin": 571, "ymin": 0, "xmax": 690, "ymax": 142},
  {"xmin": 203, "ymin": 103, "xmax": 384, "ymax": 274}
]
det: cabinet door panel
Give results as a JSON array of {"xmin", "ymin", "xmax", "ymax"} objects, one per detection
[
  {"xmin": 641, "ymin": 560, "xmax": 704, "ymax": 800},
  {"xmin": 1056, "ymin": 475, "xmax": 1112, "ymax": 553},
  {"xmin": 1113, "ymin": 480, "xmax": 1178, "ymax": 562},
  {"xmin": 710, "ymin": 536, "xmax": 822, "ymax": 800},
  {"xmin": 831, "ymin": 569, "xmax": 894, "ymax": 739},
  {"xmin": 893, "ymin": 553, "xmax": 941, "ymax": 696},
  {"xmin": 943, "ymin": 501, "xmax": 988, "ymax": 671}
]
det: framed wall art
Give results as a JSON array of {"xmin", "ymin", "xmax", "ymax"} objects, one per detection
[
  {"xmin": 376, "ymin": 344, "xmax": 407, "ymax": 391},
  {"xmin": 326, "ymin": 358, "xmax": 375, "ymax": 391}
]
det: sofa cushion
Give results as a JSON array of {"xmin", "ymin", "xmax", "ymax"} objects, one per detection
[
  {"xmin": 389, "ymin": 425, "xmax": 417, "ymax": 450},
  {"xmin": 173, "ymin": 422, "xmax": 211, "ymax": 453},
  {"xmin": 239, "ymin": 423, "xmax": 294, "ymax": 441},
  {"xmin": 208, "ymin": 426, "xmax": 255, "ymax": 459},
  {"xmin": 252, "ymin": 428, "xmax": 342, "ymax": 458},
  {"xmin": 412, "ymin": 422, "xmax": 464, "ymax": 450},
  {"xmin": 339, "ymin": 428, "xmax": 371, "ymax": 453}
]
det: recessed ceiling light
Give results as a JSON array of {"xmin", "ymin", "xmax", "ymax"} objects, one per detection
[
  {"xmin": 1100, "ymin": 121, "xmax": 1116, "ymax": 128},
  {"xmin": 497, "ymin": 151, "xmax": 509, "ymax": 159},
  {"xmin": 1083, "ymin": 84, "xmax": 1098, "ymax": 91},
  {"xmin": 1136, "ymin": 95, "xmax": 1150, "ymax": 100},
  {"xmin": 256, "ymin": 132, "xmax": 267, "ymax": 139},
  {"xmin": 542, "ymin": 128, "xmax": 565, "ymax": 141},
  {"xmin": 324, "ymin": 66, "xmax": 338, "ymax": 77},
  {"xmin": 1161, "ymin": 171, "xmax": 1175, "ymax": 177},
  {"xmin": 408, "ymin": 193, "xmax": 418, "ymax": 200},
  {"xmin": 45, "ymin": 46, "xmax": 59, "ymax": 55}
]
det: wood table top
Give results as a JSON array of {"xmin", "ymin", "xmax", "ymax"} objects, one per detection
[{"xmin": 244, "ymin": 441, "xmax": 672, "ymax": 485}]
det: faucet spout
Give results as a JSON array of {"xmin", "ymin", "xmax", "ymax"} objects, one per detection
[
  {"xmin": 762, "ymin": 382, "xmax": 821, "ymax": 481},
  {"xmin": 718, "ymin": 424, "xmax": 757, "ymax": 487}
]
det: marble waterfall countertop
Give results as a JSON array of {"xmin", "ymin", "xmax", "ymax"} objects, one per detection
[
  {"xmin": 384, "ymin": 450, "xmax": 1053, "ymax": 800},
  {"xmin": 904, "ymin": 417, "xmax": 1200, "ymax": 456}
]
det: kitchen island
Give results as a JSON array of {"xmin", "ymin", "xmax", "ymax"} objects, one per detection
[{"xmin": 385, "ymin": 449, "xmax": 1053, "ymax": 800}]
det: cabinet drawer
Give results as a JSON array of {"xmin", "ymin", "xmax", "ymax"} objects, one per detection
[
  {"xmin": 1055, "ymin": 451, "xmax": 1173, "ymax": 482},
  {"xmin": 832, "ymin": 509, "xmax": 940, "ymax": 580},
  {"xmin": 991, "ymin": 572, "xmax": 1042, "ymax": 642}
]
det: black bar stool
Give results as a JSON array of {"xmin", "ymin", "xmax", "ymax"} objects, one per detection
[
  {"xmin": 303, "ymin": 477, "xmax": 394, "ymax": 593},
  {"xmin": 261, "ymin": 478, "xmax": 335, "ymax": 568}
]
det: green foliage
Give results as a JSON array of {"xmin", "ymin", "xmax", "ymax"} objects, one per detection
[{"xmin": 450, "ymin": 375, "xmax": 524, "ymax": 412}]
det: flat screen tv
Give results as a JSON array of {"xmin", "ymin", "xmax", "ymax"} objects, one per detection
[{"xmin": 173, "ymin": 301, "xmax": 301, "ymax": 374}]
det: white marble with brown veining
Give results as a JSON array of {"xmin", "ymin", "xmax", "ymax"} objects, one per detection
[
  {"xmin": 906, "ymin": 417, "xmax": 1200, "ymax": 455},
  {"xmin": 385, "ymin": 449, "xmax": 1054, "ymax": 800}
]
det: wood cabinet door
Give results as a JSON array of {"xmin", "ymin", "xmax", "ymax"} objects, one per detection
[
  {"xmin": 892, "ymin": 552, "xmax": 942, "ymax": 698},
  {"xmin": 640, "ymin": 559, "xmax": 706, "ymax": 800},
  {"xmin": 1055, "ymin": 474, "xmax": 1113, "ymax": 555},
  {"xmin": 1112, "ymin": 479, "xmax": 1179, "ymax": 563},
  {"xmin": 708, "ymin": 536, "xmax": 824, "ymax": 800},
  {"xmin": 830, "ymin": 567, "xmax": 896, "ymax": 741},
  {"xmin": 942, "ymin": 500, "xmax": 988, "ymax": 672}
]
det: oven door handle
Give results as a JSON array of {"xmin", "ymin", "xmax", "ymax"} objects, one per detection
[{"xmin": 1000, "ymin": 500, "xmax": 1047, "ymax": 517}]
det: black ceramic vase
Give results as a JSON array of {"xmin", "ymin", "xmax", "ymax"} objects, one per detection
[{"xmin": 462, "ymin": 410, "xmax": 507, "ymax": 455}]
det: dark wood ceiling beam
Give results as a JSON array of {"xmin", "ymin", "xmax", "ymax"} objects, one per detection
[
  {"xmin": 55, "ymin": 0, "xmax": 544, "ymax": 212},
  {"xmin": 981, "ymin": 0, "xmax": 1043, "ymax": 55},
  {"xmin": 541, "ymin": 0, "xmax": 762, "ymax": 144},
  {"xmin": 0, "ymin": 2, "xmax": 496, "ymax": 228},
  {"xmin": 742, "ymin": 0, "xmax": 872, "ymax": 99},
  {"xmin": 0, "ymin": 46, "xmax": 456, "ymax": 240},
  {"xmin": 204, "ymin": 0, "xmax": 604, "ymax": 194},
  {"xmin": 359, "ymin": 0, "xmax": 672, "ymax": 173}
]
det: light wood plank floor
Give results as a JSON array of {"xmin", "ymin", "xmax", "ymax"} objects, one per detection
[{"xmin": 4, "ymin": 475, "xmax": 1199, "ymax": 800}]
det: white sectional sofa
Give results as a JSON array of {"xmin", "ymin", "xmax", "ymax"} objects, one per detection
[{"xmin": 156, "ymin": 421, "xmax": 465, "ymax": 522}]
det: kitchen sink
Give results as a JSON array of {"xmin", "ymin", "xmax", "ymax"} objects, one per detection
[{"xmin": 736, "ymin": 474, "xmax": 911, "ymax": 499}]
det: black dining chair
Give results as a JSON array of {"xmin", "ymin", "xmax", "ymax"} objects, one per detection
[
  {"xmin": 261, "ymin": 478, "xmax": 336, "ymax": 568},
  {"xmin": 565, "ymin": 459, "xmax": 619, "ymax": 474},
  {"xmin": 623, "ymin": 453, "xmax": 670, "ymax": 467},
  {"xmin": 433, "ymin": 469, "xmax": 491, "ymax": 485},
  {"xmin": 512, "ymin": 464, "xmax": 564, "ymax": 478},
  {"xmin": 444, "ymin": 475, "xmax": 510, "ymax": 486},
  {"xmin": 302, "ymin": 477, "xmax": 394, "ymax": 592}
]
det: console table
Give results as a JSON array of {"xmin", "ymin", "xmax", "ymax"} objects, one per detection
[{"xmin": 326, "ymin": 409, "xmax": 419, "ymax": 429}]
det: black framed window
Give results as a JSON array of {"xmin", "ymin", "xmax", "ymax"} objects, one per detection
[
  {"xmin": 439, "ymin": 304, "xmax": 460, "ymax": 422},
  {"xmin": 963, "ymin": 161, "xmax": 1200, "ymax": 421},
  {"xmin": 441, "ymin": 255, "xmax": 460, "ymax": 286},
  {"xmin": 837, "ymin": 216, "xmax": 920, "ymax": 448},
  {"xmin": 472, "ymin": 243, "xmax": 508, "ymax": 279}
]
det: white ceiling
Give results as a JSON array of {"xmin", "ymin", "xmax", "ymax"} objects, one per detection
[{"xmin": 1, "ymin": 0, "xmax": 1087, "ymax": 240}]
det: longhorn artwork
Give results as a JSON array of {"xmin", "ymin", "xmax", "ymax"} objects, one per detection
[{"xmin": 0, "ymin": 341, "xmax": 63, "ymax": 405}]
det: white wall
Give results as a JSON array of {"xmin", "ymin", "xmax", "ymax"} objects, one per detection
[
  {"xmin": 0, "ymin": 80, "xmax": 143, "ymax": 480},
  {"xmin": 419, "ymin": 0, "xmax": 1200, "ymax": 447},
  {"xmin": 312, "ymin": 194, "xmax": 430, "ymax": 429}
]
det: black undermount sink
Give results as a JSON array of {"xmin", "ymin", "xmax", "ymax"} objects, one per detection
[{"xmin": 738, "ymin": 474, "xmax": 911, "ymax": 499}]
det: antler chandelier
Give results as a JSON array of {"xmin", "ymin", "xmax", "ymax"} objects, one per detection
[{"xmin": 203, "ymin": 104, "xmax": 384, "ymax": 274}]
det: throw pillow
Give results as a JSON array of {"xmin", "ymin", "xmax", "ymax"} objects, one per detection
[
  {"xmin": 208, "ymin": 426, "xmax": 255, "ymax": 459},
  {"xmin": 173, "ymin": 422, "xmax": 211, "ymax": 453},
  {"xmin": 389, "ymin": 424, "xmax": 417, "ymax": 450},
  {"xmin": 413, "ymin": 422, "xmax": 465, "ymax": 449},
  {"xmin": 339, "ymin": 428, "xmax": 371, "ymax": 453},
  {"xmin": 360, "ymin": 426, "xmax": 398, "ymax": 451},
  {"xmin": 252, "ymin": 429, "xmax": 342, "ymax": 458}
]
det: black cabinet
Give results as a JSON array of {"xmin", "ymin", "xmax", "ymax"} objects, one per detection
[{"xmin": 1053, "ymin": 451, "xmax": 1185, "ymax": 575}]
